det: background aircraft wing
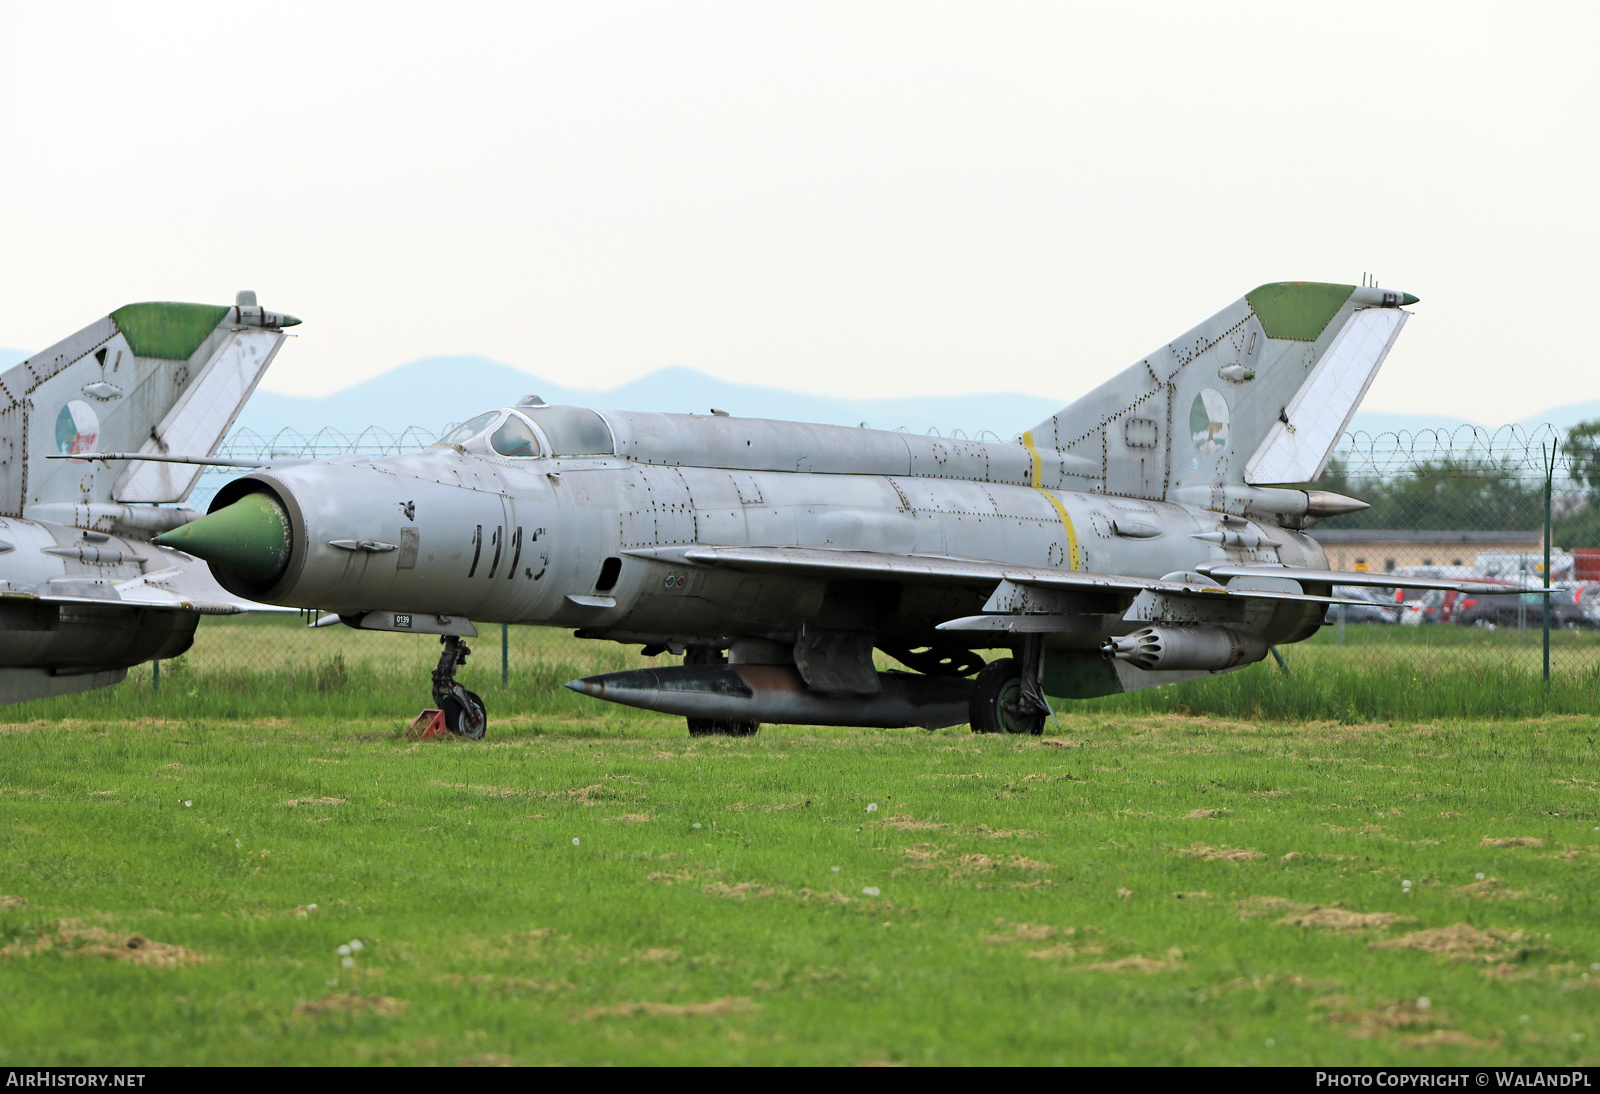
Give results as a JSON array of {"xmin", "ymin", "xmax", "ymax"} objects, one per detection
[
  {"xmin": 112, "ymin": 558, "xmax": 298, "ymax": 614},
  {"xmin": 0, "ymin": 563, "xmax": 286, "ymax": 613}
]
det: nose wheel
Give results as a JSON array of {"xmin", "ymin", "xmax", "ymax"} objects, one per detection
[
  {"xmin": 433, "ymin": 635, "xmax": 487, "ymax": 740},
  {"xmin": 441, "ymin": 688, "xmax": 487, "ymax": 739}
]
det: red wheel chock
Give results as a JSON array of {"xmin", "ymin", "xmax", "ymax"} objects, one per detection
[{"xmin": 405, "ymin": 709, "xmax": 449, "ymax": 740}]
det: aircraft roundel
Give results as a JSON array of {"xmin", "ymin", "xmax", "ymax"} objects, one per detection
[
  {"xmin": 56, "ymin": 400, "xmax": 100, "ymax": 456},
  {"xmin": 1189, "ymin": 388, "xmax": 1229, "ymax": 455}
]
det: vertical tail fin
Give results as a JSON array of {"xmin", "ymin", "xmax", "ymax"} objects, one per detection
[
  {"xmin": 0, "ymin": 292, "xmax": 298, "ymax": 516},
  {"xmin": 1025, "ymin": 282, "xmax": 1415, "ymax": 500}
]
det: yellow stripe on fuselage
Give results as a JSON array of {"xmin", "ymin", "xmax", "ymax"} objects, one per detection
[{"xmin": 1022, "ymin": 431, "xmax": 1081, "ymax": 571}]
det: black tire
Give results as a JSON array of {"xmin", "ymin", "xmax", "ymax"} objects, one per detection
[
  {"xmin": 687, "ymin": 717, "xmax": 760, "ymax": 738},
  {"xmin": 443, "ymin": 688, "xmax": 487, "ymax": 740},
  {"xmin": 968, "ymin": 658, "xmax": 1045, "ymax": 736}
]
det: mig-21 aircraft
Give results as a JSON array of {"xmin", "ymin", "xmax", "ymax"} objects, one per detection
[
  {"xmin": 0, "ymin": 293, "xmax": 297, "ymax": 704},
  {"xmin": 159, "ymin": 281, "xmax": 1511, "ymax": 738}
]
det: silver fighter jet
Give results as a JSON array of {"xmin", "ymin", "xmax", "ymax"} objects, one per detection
[
  {"xmin": 0, "ymin": 293, "xmax": 298, "ymax": 704},
  {"xmin": 161, "ymin": 282, "xmax": 1506, "ymax": 737}
]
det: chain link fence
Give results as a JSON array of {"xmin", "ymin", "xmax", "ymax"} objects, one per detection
[
  {"xmin": 134, "ymin": 419, "xmax": 1600, "ymax": 718},
  {"xmin": 1300, "ymin": 423, "xmax": 1600, "ymax": 685}
]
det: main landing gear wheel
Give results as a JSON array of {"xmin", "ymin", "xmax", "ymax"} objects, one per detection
[
  {"xmin": 686, "ymin": 717, "xmax": 760, "ymax": 738},
  {"xmin": 968, "ymin": 658, "xmax": 1045, "ymax": 736},
  {"xmin": 433, "ymin": 635, "xmax": 487, "ymax": 740}
]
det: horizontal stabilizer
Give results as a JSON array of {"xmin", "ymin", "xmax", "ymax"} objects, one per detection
[{"xmin": 1197, "ymin": 564, "xmax": 1524, "ymax": 593}]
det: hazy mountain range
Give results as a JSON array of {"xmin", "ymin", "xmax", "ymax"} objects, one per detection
[{"xmin": 3, "ymin": 348, "xmax": 1596, "ymax": 442}]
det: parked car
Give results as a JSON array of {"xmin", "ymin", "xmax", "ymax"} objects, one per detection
[
  {"xmin": 1401, "ymin": 580, "xmax": 1521, "ymax": 625},
  {"xmin": 1399, "ymin": 590, "xmax": 1443, "ymax": 625},
  {"xmin": 1383, "ymin": 568, "xmax": 1518, "ymax": 624},
  {"xmin": 1573, "ymin": 583, "xmax": 1600, "ymax": 627},
  {"xmin": 1452, "ymin": 588, "xmax": 1591, "ymax": 629}
]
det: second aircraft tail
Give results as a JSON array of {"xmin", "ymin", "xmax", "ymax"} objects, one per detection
[{"xmin": 0, "ymin": 291, "xmax": 298, "ymax": 519}]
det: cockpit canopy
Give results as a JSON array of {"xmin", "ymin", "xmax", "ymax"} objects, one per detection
[{"xmin": 436, "ymin": 405, "xmax": 615, "ymax": 457}]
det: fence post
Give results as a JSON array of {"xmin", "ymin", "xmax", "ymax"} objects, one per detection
[
  {"xmin": 1517, "ymin": 553, "xmax": 1527, "ymax": 642},
  {"xmin": 501, "ymin": 623, "xmax": 509, "ymax": 690},
  {"xmin": 1543, "ymin": 440, "xmax": 1556, "ymax": 688},
  {"xmin": 152, "ymin": 659, "xmax": 160, "ymax": 694}
]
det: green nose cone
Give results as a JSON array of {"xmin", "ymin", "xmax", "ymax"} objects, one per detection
[{"xmin": 156, "ymin": 492, "xmax": 292, "ymax": 584}]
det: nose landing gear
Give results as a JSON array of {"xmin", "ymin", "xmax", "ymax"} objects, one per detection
[{"xmin": 433, "ymin": 635, "xmax": 487, "ymax": 740}]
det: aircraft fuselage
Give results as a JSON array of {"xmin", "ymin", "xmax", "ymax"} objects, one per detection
[
  {"xmin": 205, "ymin": 417, "xmax": 1330, "ymax": 655},
  {"xmin": 164, "ymin": 281, "xmax": 1432, "ymax": 736}
]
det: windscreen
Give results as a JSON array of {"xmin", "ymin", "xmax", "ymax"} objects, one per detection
[{"xmin": 437, "ymin": 411, "xmax": 499, "ymax": 445}]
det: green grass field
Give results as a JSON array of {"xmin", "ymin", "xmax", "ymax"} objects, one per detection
[
  {"xmin": 9, "ymin": 615, "xmax": 1600, "ymax": 725},
  {"xmin": 1, "ymin": 623, "xmax": 1598, "ymax": 1065}
]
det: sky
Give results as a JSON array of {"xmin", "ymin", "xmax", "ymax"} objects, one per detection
[{"xmin": 1, "ymin": 2, "xmax": 1596, "ymax": 423}]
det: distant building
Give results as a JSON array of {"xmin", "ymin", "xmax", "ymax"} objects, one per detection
[
  {"xmin": 1575, "ymin": 548, "xmax": 1600, "ymax": 581},
  {"xmin": 1311, "ymin": 529, "xmax": 1547, "ymax": 576}
]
